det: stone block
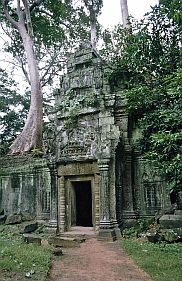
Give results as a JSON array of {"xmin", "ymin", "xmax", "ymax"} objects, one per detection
[
  {"xmin": 159, "ymin": 214, "xmax": 182, "ymax": 228},
  {"xmin": 98, "ymin": 229, "xmax": 117, "ymax": 241},
  {"xmin": 146, "ymin": 230, "xmax": 160, "ymax": 243},
  {"xmin": 0, "ymin": 215, "xmax": 7, "ymax": 224},
  {"xmin": 48, "ymin": 236, "xmax": 82, "ymax": 248},
  {"xmin": 20, "ymin": 221, "xmax": 38, "ymax": 234},
  {"xmin": 162, "ymin": 228, "xmax": 182, "ymax": 242},
  {"xmin": 23, "ymin": 234, "xmax": 41, "ymax": 245},
  {"xmin": 5, "ymin": 214, "xmax": 22, "ymax": 225},
  {"xmin": 99, "ymin": 117, "xmax": 114, "ymax": 126},
  {"xmin": 52, "ymin": 247, "xmax": 63, "ymax": 256},
  {"xmin": 21, "ymin": 212, "xmax": 35, "ymax": 222},
  {"xmin": 174, "ymin": 210, "xmax": 182, "ymax": 216}
]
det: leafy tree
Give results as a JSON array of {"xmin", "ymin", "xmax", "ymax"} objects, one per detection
[
  {"xmin": 1, "ymin": 0, "xmax": 45, "ymax": 154},
  {"xmin": 0, "ymin": 1, "xmax": 90, "ymax": 88},
  {"xmin": 160, "ymin": 0, "xmax": 182, "ymax": 29},
  {"xmin": 0, "ymin": 68, "xmax": 29, "ymax": 155},
  {"xmin": 102, "ymin": 4, "xmax": 182, "ymax": 191},
  {"xmin": 0, "ymin": 0, "xmax": 91, "ymax": 154}
]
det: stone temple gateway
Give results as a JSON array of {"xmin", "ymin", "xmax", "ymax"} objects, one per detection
[{"xmin": 0, "ymin": 45, "xmax": 170, "ymax": 240}]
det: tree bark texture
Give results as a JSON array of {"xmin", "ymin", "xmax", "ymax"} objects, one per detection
[
  {"xmin": 83, "ymin": 0, "xmax": 97, "ymax": 48},
  {"xmin": 10, "ymin": 24, "xmax": 43, "ymax": 154},
  {"xmin": 1, "ymin": 0, "xmax": 43, "ymax": 154},
  {"xmin": 120, "ymin": 0, "xmax": 129, "ymax": 27},
  {"xmin": 91, "ymin": 21, "xmax": 97, "ymax": 48}
]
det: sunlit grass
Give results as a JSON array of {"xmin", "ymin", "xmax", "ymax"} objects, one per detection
[
  {"xmin": 0, "ymin": 225, "xmax": 52, "ymax": 280},
  {"xmin": 121, "ymin": 238, "xmax": 182, "ymax": 281}
]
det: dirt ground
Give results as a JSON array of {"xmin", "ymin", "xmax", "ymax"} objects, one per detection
[{"xmin": 48, "ymin": 238, "xmax": 153, "ymax": 281}]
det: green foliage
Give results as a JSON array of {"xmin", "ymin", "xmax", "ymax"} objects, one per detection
[
  {"xmin": 160, "ymin": 0, "xmax": 182, "ymax": 29},
  {"xmin": 122, "ymin": 219, "xmax": 154, "ymax": 238},
  {"xmin": 102, "ymin": 6, "xmax": 180, "ymax": 83},
  {"xmin": 1, "ymin": 0, "xmax": 92, "ymax": 89},
  {"xmin": 0, "ymin": 68, "xmax": 29, "ymax": 155},
  {"xmin": 122, "ymin": 226, "xmax": 139, "ymax": 238},
  {"xmin": 60, "ymin": 89, "xmax": 100, "ymax": 110},
  {"xmin": 128, "ymin": 70, "xmax": 182, "ymax": 191},
  {"xmin": 31, "ymin": 0, "xmax": 90, "ymax": 47},
  {"xmin": 102, "ymin": 3, "xmax": 182, "ymax": 191},
  {"xmin": 59, "ymin": 88, "xmax": 100, "ymax": 129},
  {"xmin": 121, "ymin": 239, "xmax": 182, "ymax": 281},
  {"xmin": 0, "ymin": 225, "xmax": 52, "ymax": 281}
]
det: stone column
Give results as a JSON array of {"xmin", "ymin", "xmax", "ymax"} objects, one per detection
[
  {"xmin": 94, "ymin": 173, "xmax": 100, "ymax": 232},
  {"xmin": 132, "ymin": 149, "xmax": 142, "ymax": 216},
  {"xmin": 36, "ymin": 171, "xmax": 45, "ymax": 223},
  {"xmin": 122, "ymin": 145, "xmax": 137, "ymax": 222},
  {"xmin": 48, "ymin": 163, "xmax": 58, "ymax": 233},
  {"xmin": 98, "ymin": 158, "xmax": 118, "ymax": 240},
  {"xmin": 109, "ymin": 153, "xmax": 121, "ymax": 239},
  {"xmin": 59, "ymin": 176, "xmax": 66, "ymax": 232}
]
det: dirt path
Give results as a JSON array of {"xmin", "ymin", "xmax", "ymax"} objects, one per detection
[{"xmin": 48, "ymin": 238, "xmax": 153, "ymax": 281}]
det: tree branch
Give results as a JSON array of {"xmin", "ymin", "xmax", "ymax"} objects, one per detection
[
  {"xmin": 40, "ymin": 52, "xmax": 60, "ymax": 83},
  {"xmin": 1, "ymin": 0, "xmax": 19, "ymax": 29},
  {"xmin": 29, "ymin": 0, "xmax": 44, "ymax": 13},
  {"xmin": 16, "ymin": 55, "xmax": 31, "ymax": 85},
  {"xmin": 17, "ymin": 0, "xmax": 24, "ymax": 23},
  {"xmin": 38, "ymin": 9, "xmax": 71, "ymax": 29},
  {"xmin": 22, "ymin": 0, "xmax": 34, "ymax": 37}
]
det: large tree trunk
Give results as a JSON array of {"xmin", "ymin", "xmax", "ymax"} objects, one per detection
[
  {"xmin": 1, "ymin": 0, "xmax": 43, "ymax": 154},
  {"xmin": 10, "ymin": 23, "xmax": 43, "ymax": 154},
  {"xmin": 83, "ymin": 0, "xmax": 97, "ymax": 48},
  {"xmin": 120, "ymin": 0, "xmax": 129, "ymax": 27},
  {"xmin": 91, "ymin": 21, "xmax": 97, "ymax": 48}
]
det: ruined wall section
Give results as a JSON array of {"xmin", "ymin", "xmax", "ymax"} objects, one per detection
[
  {"xmin": 114, "ymin": 88, "xmax": 170, "ymax": 222},
  {"xmin": 0, "ymin": 156, "xmax": 51, "ymax": 219},
  {"xmin": 53, "ymin": 45, "xmax": 120, "ymax": 163}
]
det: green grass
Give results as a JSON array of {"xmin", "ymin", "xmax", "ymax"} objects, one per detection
[
  {"xmin": 121, "ymin": 238, "xmax": 182, "ymax": 281},
  {"xmin": 0, "ymin": 225, "xmax": 52, "ymax": 281}
]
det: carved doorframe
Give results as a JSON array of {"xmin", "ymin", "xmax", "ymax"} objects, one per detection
[{"xmin": 57, "ymin": 162, "xmax": 100, "ymax": 233}]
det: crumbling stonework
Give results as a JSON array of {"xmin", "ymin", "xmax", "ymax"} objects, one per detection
[
  {"xmin": 47, "ymin": 43, "xmax": 169, "ymax": 239},
  {"xmin": 0, "ymin": 44, "xmax": 170, "ymax": 240},
  {"xmin": 0, "ymin": 155, "xmax": 51, "ymax": 221}
]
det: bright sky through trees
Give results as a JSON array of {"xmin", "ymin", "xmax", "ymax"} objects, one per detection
[
  {"xmin": 0, "ymin": 0, "xmax": 159, "ymax": 87},
  {"xmin": 99, "ymin": 0, "xmax": 159, "ymax": 27}
]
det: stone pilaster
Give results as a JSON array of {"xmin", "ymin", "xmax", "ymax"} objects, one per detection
[
  {"xmin": 94, "ymin": 173, "xmax": 100, "ymax": 232},
  {"xmin": 109, "ymin": 153, "xmax": 121, "ymax": 239},
  {"xmin": 122, "ymin": 145, "xmax": 137, "ymax": 223},
  {"xmin": 98, "ymin": 158, "xmax": 119, "ymax": 240},
  {"xmin": 48, "ymin": 163, "xmax": 58, "ymax": 233},
  {"xmin": 36, "ymin": 171, "xmax": 45, "ymax": 223},
  {"xmin": 59, "ymin": 176, "xmax": 66, "ymax": 232}
]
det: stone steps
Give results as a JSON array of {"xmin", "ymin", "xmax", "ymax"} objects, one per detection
[{"xmin": 48, "ymin": 236, "xmax": 86, "ymax": 248}]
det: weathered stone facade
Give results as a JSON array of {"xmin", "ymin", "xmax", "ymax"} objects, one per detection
[
  {"xmin": 0, "ymin": 156, "xmax": 51, "ymax": 221},
  {"xmin": 0, "ymin": 44, "xmax": 171, "ymax": 240},
  {"xmin": 48, "ymin": 44, "xmax": 170, "ymax": 239}
]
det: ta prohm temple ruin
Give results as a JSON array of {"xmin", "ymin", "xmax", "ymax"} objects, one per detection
[{"xmin": 0, "ymin": 44, "xmax": 172, "ymax": 240}]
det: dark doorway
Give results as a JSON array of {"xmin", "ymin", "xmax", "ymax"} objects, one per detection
[{"xmin": 72, "ymin": 181, "xmax": 93, "ymax": 227}]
